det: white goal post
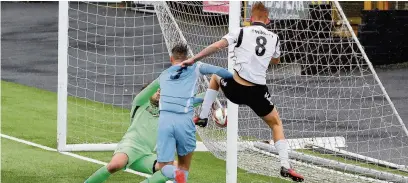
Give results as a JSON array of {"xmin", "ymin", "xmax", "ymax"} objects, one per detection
[
  {"xmin": 58, "ymin": 1, "xmax": 408, "ymax": 182},
  {"xmin": 57, "ymin": 0, "xmax": 69, "ymax": 151},
  {"xmin": 226, "ymin": 2, "xmax": 240, "ymax": 182}
]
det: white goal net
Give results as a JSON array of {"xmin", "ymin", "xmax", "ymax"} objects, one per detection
[
  {"xmin": 59, "ymin": 1, "xmax": 408, "ymax": 182},
  {"xmin": 62, "ymin": 2, "xmax": 167, "ymax": 147}
]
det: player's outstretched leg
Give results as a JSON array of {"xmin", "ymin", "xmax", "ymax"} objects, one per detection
[
  {"xmin": 262, "ymin": 108, "xmax": 304, "ymax": 182},
  {"xmin": 84, "ymin": 153, "xmax": 128, "ymax": 183},
  {"xmin": 194, "ymin": 74, "xmax": 220, "ymax": 127}
]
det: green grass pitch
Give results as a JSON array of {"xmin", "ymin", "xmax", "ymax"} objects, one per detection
[
  {"xmin": 4, "ymin": 80, "xmax": 405, "ymax": 182},
  {"xmin": 1, "ymin": 81, "xmax": 289, "ymax": 183}
]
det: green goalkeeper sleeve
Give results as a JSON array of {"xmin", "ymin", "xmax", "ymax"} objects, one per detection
[
  {"xmin": 130, "ymin": 79, "xmax": 160, "ymax": 122},
  {"xmin": 193, "ymin": 92, "xmax": 205, "ymax": 107}
]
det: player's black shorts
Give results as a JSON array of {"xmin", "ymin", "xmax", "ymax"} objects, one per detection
[{"xmin": 219, "ymin": 77, "xmax": 274, "ymax": 117}]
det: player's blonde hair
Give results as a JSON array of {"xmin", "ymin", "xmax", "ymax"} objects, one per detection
[{"xmin": 251, "ymin": 2, "xmax": 269, "ymax": 21}]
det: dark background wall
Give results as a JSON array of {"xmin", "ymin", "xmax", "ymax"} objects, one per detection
[
  {"xmin": 337, "ymin": 1, "xmax": 408, "ymax": 65},
  {"xmin": 358, "ymin": 10, "xmax": 408, "ymax": 65}
]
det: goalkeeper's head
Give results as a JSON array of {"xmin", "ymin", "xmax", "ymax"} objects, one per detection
[
  {"xmin": 141, "ymin": 82, "xmax": 160, "ymax": 107},
  {"xmin": 170, "ymin": 43, "xmax": 189, "ymax": 64},
  {"xmin": 251, "ymin": 2, "xmax": 270, "ymax": 25}
]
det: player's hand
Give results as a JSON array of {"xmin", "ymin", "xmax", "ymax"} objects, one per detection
[{"xmin": 181, "ymin": 58, "xmax": 195, "ymax": 67}]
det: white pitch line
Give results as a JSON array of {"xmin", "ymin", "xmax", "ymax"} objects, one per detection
[
  {"xmin": 1, "ymin": 134, "xmax": 151, "ymax": 178},
  {"xmin": 1, "ymin": 134, "xmax": 57, "ymax": 152}
]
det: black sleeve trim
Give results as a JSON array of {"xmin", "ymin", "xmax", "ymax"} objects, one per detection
[
  {"xmin": 152, "ymin": 160, "xmax": 158, "ymax": 173},
  {"xmin": 235, "ymin": 28, "xmax": 244, "ymax": 48},
  {"xmin": 275, "ymin": 36, "xmax": 280, "ymax": 47},
  {"xmin": 131, "ymin": 106, "xmax": 140, "ymax": 119}
]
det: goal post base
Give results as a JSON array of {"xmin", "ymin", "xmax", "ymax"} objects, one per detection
[
  {"xmin": 310, "ymin": 144, "xmax": 408, "ymax": 171},
  {"xmin": 266, "ymin": 136, "xmax": 346, "ymax": 149},
  {"xmin": 253, "ymin": 141, "xmax": 408, "ymax": 183}
]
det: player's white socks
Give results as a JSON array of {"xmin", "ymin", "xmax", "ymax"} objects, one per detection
[
  {"xmin": 199, "ymin": 89, "xmax": 218, "ymax": 119},
  {"xmin": 274, "ymin": 139, "xmax": 291, "ymax": 169}
]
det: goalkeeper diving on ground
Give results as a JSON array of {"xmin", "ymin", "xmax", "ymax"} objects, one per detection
[
  {"xmin": 181, "ymin": 2, "xmax": 304, "ymax": 182},
  {"xmin": 84, "ymin": 79, "xmax": 206, "ymax": 183}
]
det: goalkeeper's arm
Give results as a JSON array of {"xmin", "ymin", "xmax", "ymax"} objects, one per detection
[
  {"xmin": 130, "ymin": 79, "xmax": 160, "ymax": 120},
  {"xmin": 193, "ymin": 92, "xmax": 205, "ymax": 107}
]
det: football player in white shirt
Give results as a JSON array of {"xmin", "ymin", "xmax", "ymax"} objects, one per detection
[{"xmin": 182, "ymin": 2, "xmax": 304, "ymax": 182}]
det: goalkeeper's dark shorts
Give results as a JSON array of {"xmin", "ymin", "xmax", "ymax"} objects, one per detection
[{"xmin": 219, "ymin": 77, "xmax": 275, "ymax": 117}]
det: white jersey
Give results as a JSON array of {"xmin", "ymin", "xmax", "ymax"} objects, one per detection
[{"xmin": 222, "ymin": 22, "xmax": 281, "ymax": 85}]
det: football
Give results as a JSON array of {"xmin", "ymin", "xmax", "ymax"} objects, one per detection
[{"xmin": 213, "ymin": 108, "xmax": 227, "ymax": 128}]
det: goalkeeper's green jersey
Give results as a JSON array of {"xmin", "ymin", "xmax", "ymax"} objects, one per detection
[
  {"xmin": 118, "ymin": 79, "xmax": 160, "ymax": 153},
  {"xmin": 118, "ymin": 79, "xmax": 204, "ymax": 154}
]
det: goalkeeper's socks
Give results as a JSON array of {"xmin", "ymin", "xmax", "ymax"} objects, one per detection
[
  {"xmin": 274, "ymin": 139, "xmax": 291, "ymax": 169},
  {"xmin": 199, "ymin": 89, "xmax": 218, "ymax": 119},
  {"xmin": 139, "ymin": 170, "xmax": 169, "ymax": 183},
  {"xmin": 84, "ymin": 166, "xmax": 111, "ymax": 183}
]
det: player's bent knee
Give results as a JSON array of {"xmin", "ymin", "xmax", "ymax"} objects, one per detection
[
  {"xmin": 210, "ymin": 74, "xmax": 221, "ymax": 90},
  {"xmin": 106, "ymin": 162, "xmax": 126, "ymax": 173},
  {"xmin": 211, "ymin": 74, "xmax": 221, "ymax": 81},
  {"xmin": 263, "ymin": 108, "xmax": 282, "ymax": 126},
  {"xmin": 107, "ymin": 153, "xmax": 128, "ymax": 173}
]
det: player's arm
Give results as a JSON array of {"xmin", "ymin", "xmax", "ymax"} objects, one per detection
[
  {"xmin": 190, "ymin": 39, "xmax": 228, "ymax": 62},
  {"xmin": 130, "ymin": 79, "xmax": 160, "ymax": 119},
  {"xmin": 270, "ymin": 36, "xmax": 281, "ymax": 65},
  {"xmin": 182, "ymin": 29, "xmax": 241, "ymax": 66},
  {"xmin": 197, "ymin": 62, "xmax": 233, "ymax": 79}
]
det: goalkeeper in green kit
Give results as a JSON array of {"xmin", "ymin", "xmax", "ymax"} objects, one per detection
[{"xmin": 85, "ymin": 80, "xmax": 205, "ymax": 183}]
